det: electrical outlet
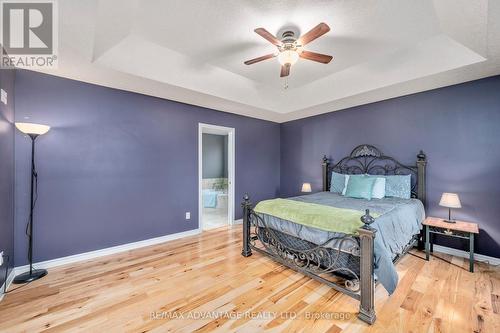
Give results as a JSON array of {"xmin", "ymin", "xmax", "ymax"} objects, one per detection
[
  {"xmin": 185, "ymin": 212, "xmax": 191, "ymax": 220},
  {"xmin": 0, "ymin": 89, "xmax": 6, "ymax": 105},
  {"xmin": 0, "ymin": 251, "xmax": 4, "ymax": 266}
]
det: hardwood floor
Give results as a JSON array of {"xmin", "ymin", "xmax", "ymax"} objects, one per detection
[{"xmin": 0, "ymin": 226, "xmax": 498, "ymax": 332}]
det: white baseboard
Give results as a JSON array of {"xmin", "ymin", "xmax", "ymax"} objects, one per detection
[
  {"xmin": 233, "ymin": 219, "xmax": 243, "ymax": 225},
  {"xmin": 13, "ymin": 228, "xmax": 201, "ymax": 274},
  {"xmin": 432, "ymin": 244, "xmax": 500, "ymax": 265},
  {"xmin": 0, "ymin": 268, "xmax": 16, "ymax": 302}
]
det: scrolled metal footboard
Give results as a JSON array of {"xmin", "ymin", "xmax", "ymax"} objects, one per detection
[
  {"xmin": 252, "ymin": 209, "xmax": 362, "ymax": 292},
  {"xmin": 241, "ymin": 194, "xmax": 377, "ymax": 324}
]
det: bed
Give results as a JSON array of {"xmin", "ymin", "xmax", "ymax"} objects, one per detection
[{"xmin": 241, "ymin": 145, "xmax": 427, "ymax": 324}]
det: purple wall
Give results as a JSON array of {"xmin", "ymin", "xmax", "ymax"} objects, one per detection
[
  {"xmin": 14, "ymin": 70, "xmax": 280, "ymax": 266},
  {"xmin": 280, "ymin": 75, "xmax": 500, "ymax": 258},
  {"xmin": 13, "ymin": 69, "xmax": 500, "ymax": 265},
  {"xmin": 0, "ymin": 68, "xmax": 15, "ymax": 285}
]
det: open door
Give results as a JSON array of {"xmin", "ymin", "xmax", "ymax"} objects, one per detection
[{"xmin": 198, "ymin": 123, "xmax": 235, "ymax": 230}]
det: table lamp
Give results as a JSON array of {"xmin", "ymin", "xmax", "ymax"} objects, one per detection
[
  {"xmin": 439, "ymin": 192, "xmax": 461, "ymax": 223},
  {"xmin": 301, "ymin": 183, "xmax": 312, "ymax": 193}
]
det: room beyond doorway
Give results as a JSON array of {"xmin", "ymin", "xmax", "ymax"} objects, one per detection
[{"xmin": 198, "ymin": 123, "xmax": 235, "ymax": 230}]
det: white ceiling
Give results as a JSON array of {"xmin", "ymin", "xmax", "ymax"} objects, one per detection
[{"xmin": 32, "ymin": 0, "xmax": 500, "ymax": 122}]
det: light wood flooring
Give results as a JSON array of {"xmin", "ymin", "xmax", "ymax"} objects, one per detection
[
  {"xmin": 0, "ymin": 226, "xmax": 498, "ymax": 332},
  {"xmin": 202, "ymin": 207, "xmax": 228, "ymax": 230}
]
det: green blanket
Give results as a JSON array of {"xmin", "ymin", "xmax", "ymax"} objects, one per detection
[{"xmin": 254, "ymin": 198, "xmax": 379, "ymax": 235}]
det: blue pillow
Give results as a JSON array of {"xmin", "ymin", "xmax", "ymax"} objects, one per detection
[
  {"xmin": 385, "ymin": 174, "xmax": 411, "ymax": 199},
  {"xmin": 344, "ymin": 176, "xmax": 376, "ymax": 200},
  {"xmin": 330, "ymin": 171, "xmax": 346, "ymax": 193}
]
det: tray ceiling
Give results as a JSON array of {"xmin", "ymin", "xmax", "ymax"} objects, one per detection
[{"xmin": 31, "ymin": 0, "xmax": 500, "ymax": 122}]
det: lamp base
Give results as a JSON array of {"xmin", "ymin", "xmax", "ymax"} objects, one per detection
[
  {"xmin": 443, "ymin": 219, "xmax": 456, "ymax": 224},
  {"xmin": 12, "ymin": 268, "xmax": 47, "ymax": 284}
]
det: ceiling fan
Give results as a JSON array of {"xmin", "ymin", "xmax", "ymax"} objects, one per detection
[{"xmin": 244, "ymin": 23, "xmax": 333, "ymax": 77}]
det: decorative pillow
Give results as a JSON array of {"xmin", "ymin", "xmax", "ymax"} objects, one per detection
[
  {"xmin": 344, "ymin": 176, "xmax": 376, "ymax": 200},
  {"xmin": 370, "ymin": 177, "xmax": 386, "ymax": 199},
  {"xmin": 330, "ymin": 171, "xmax": 346, "ymax": 193},
  {"xmin": 343, "ymin": 174, "xmax": 375, "ymax": 195},
  {"xmin": 342, "ymin": 175, "xmax": 350, "ymax": 195},
  {"xmin": 385, "ymin": 174, "xmax": 411, "ymax": 199}
]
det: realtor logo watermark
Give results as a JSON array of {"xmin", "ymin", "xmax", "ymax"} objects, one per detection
[{"xmin": 0, "ymin": 0, "xmax": 58, "ymax": 68}]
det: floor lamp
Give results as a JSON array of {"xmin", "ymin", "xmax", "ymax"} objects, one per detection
[{"xmin": 13, "ymin": 122, "xmax": 50, "ymax": 284}]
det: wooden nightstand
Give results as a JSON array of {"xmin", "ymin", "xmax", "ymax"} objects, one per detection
[{"xmin": 423, "ymin": 217, "xmax": 479, "ymax": 272}]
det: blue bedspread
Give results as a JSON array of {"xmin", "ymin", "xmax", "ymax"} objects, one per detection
[{"xmin": 256, "ymin": 192, "xmax": 425, "ymax": 294}]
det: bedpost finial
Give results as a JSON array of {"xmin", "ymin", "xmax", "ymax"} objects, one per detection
[
  {"xmin": 417, "ymin": 150, "xmax": 426, "ymax": 161},
  {"xmin": 242, "ymin": 193, "xmax": 251, "ymax": 208},
  {"xmin": 323, "ymin": 155, "xmax": 328, "ymax": 164},
  {"xmin": 361, "ymin": 209, "xmax": 375, "ymax": 227}
]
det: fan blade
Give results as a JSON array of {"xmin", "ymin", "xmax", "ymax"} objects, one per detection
[
  {"xmin": 254, "ymin": 28, "xmax": 282, "ymax": 46},
  {"xmin": 280, "ymin": 64, "xmax": 290, "ymax": 77},
  {"xmin": 299, "ymin": 50, "xmax": 333, "ymax": 64},
  {"xmin": 298, "ymin": 23, "xmax": 330, "ymax": 46},
  {"xmin": 244, "ymin": 53, "xmax": 276, "ymax": 65}
]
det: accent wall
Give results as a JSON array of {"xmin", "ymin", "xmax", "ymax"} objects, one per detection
[
  {"xmin": 0, "ymin": 68, "xmax": 15, "ymax": 287},
  {"xmin": 13, "ymin": 69, "xmax": 500, "ymax": 264},
  {"xmin": 280, "ymin": 75, "xmax": 500, "ymax": 258},
  {"xmin": 14, "ymin": 70, "xmax": 280, "ymax": 266}
]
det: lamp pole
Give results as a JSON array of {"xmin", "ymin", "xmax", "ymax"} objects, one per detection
[
  {"xmin": 13, "ymin": 127, "xmax": 49, "ymax": 284},
  {"xmin": 28, "ymin": 134, "xmax": 36, "ymax": 276}
]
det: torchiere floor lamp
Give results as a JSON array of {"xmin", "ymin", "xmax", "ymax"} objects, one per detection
[{"xmin": 13, "ymin": 122, "xmax": 50, "ymax": 284}]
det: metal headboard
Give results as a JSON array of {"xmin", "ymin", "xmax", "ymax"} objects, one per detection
[{"xmin": 322, "ymin": 145, "xmax": 427, "ymax": 205}]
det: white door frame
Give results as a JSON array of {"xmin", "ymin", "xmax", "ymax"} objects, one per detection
[{"xmin": 198, "ymin": 123, "xmax": 235, "ymax": 230}]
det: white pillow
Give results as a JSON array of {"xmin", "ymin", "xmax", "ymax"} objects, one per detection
[
  {"xmin": 342, "ymin": 175, "xmax": 350, "ymax": 195},
  {"xmin": 371, "ymin": 177, "xmax": 386, "ymax": 199},
  {"xmin": 342, "ymin": 175, "xmax": 386, "ymax": 198}
]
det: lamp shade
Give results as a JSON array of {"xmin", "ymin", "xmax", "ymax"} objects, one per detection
[
  {"xmin": 278, "ymin": 50, "xmax": 299, "ymax": 66},
  {"xmin": 439, "ymin": 192, "xmax": 461, "ymax": 208},
  {"xmin": 301, "ymin": 183, "xmax": 312, "ymax": 193},
  {"xmin": 15, "ymin": 122, "xmax": 50, "ymax": 136}
]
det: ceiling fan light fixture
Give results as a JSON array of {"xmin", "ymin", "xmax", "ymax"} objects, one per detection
[
  {"xmin": 244, "ymin": 23, "xmax": 332, "ymax": 77},
  {"xmin": 277, "ymin": 50, "xmax": 299, "ymax": 66}
]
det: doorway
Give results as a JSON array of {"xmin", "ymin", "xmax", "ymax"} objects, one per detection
[{"xmin": 198, "ymin": 123, "xmax": 235, "ymax": 230}]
